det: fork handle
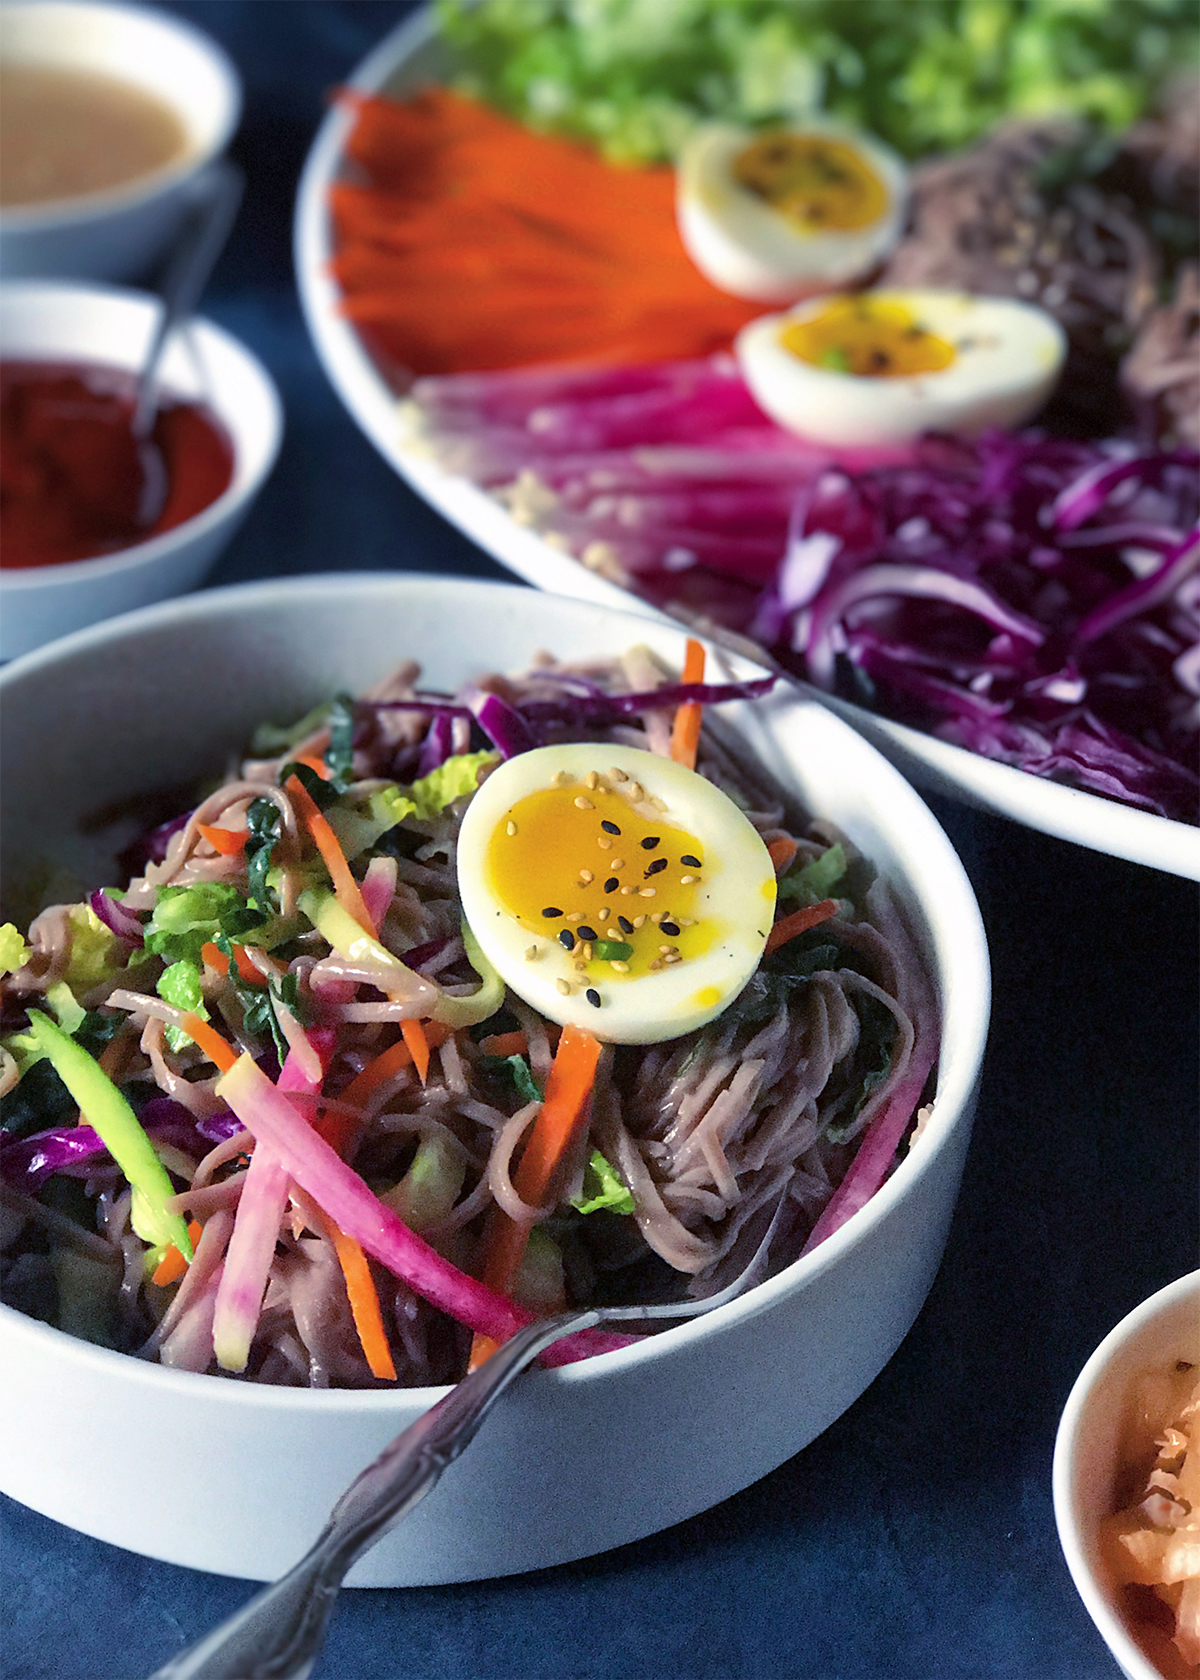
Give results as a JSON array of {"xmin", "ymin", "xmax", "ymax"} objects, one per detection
[{"xmin": 147, "ymin": 1307, "xmax": 599, "ymax": 1680}]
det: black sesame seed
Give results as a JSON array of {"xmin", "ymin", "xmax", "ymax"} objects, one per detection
[
  {"xmin": 604, "ymin": 877, "xmax": 619, "ymax": 893},
  {"xmin": 542, "ymin": 907, "xmax": 563, "ymax": 919},
  {"xmin": 660, "ymin": 921, "xmax": 680, "ymax": 936},
  {"xmin": 618, "ymin": 916, "xmax": 634, "ymax": 935},
  {"xmin": 586, "ymin": 988, "xmax": 602, "ymax": 1008},
  {"xmin": 645, "ymin": 857, "xmax": 668, "ymax": 876},
  {"xmin": 600, "ymin": 820, "xmax": 621, "ymax": 835},
  {"xmin": 558, "ymin": 929, "xmax": 576, "ymax": 950},
  {"xmin": 577, "ymin": 925, "xmax": 598, "ymax": 942},
  {"xmin": 680, "ymin": 854, "xmax": 701, "ymax": 868},
  {"xmin": 641, "ymin": 837, "xmax": 660, "ymax": 850}
]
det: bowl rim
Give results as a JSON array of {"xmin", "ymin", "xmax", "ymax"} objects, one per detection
[
  {"xmin": 1052, "ymin": 1268, "xmax": 1200, "ymax": 1680},
  {"xmin": 0, "ymin": 279, "xmax": 283, "ymax": 590},
  {"xmin": 0, "ymin": 0, "xmax": 243, "ymax": 230},
  {"xmin": 0, "ymin": 570, "xmax": 990, "ymax": 1407}
]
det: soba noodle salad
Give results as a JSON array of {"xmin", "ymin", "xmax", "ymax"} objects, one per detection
[{"xmin": 0, "ymin": 643, "xmax": 937, "ymax": 1388}]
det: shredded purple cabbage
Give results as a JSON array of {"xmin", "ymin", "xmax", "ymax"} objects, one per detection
[
  {"xmin": 0, "ymin": 1102, "xmax": 243, "ymax": 1194},
  {"xmin": 88, "ymin": 889, "xmax": 145, "ymax": 946},
  {"xmin": 753, "ymin": 432, "xmax": 1199, "ymax": 822}
]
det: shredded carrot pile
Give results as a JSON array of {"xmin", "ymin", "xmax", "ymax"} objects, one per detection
[{"xmin": 331, "ymin": 86, "xmax": 761, "ymax": 376}]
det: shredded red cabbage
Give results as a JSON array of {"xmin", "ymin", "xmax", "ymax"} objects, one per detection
[
  {"xmin": 752, "ymin": 433, "xmax": 1199, "ymax": 822},
  {"xmin": 88, "ymin": 889, "xmax": 146, "ymax": 946},
  {"xmin": 1, "ymin": 1102, "xmax": 243, "ymax": 1193}
]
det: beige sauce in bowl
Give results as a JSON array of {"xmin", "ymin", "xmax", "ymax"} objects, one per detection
[{"xmin": 0, "ymin": 63, "xmax": 190, "ymax": 208}]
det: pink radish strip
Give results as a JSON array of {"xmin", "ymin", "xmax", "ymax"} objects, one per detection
[
  {"xmin": 215, "ymin": 1054, "xmax": 634, "ymax": 1367},
  {"xmin": 799, "ymin": 1039, "xmax": 938, "ymax": 1256},
  {"xmin": 361, "ymin": 854, "xmax": 398, "ymax": 933},
  {"xmin": 212, "ymin": 1031, "xmax": 337, "ymax": 1373}
]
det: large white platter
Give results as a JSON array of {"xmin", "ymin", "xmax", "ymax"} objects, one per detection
[{"xmin": 293, "ymin": 5, "xmax": 1200, "ymax": 881}]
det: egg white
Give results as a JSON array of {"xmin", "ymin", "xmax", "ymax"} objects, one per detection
[
  {"xmin": 735, "ymin": 288, "xmax": 1068, "ymax": 446},
  {"xmin": 456, "ymin": 743, "xmax": 777, "ymax": 1045},
  {"xmin": 676, "ymin": 120, "xmax": 908, "ymax": 304}
]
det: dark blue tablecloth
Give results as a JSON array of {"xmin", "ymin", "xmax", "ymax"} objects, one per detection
[{"xmin": 3, "ymin": 7, "xmax": 1197, "ymax": 1676}]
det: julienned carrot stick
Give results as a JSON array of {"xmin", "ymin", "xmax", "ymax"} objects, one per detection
[
  {"xmin": 294, "ymin": 1189, "xmax": 397, "ymax": 1381},
  {"xmin": 200, "ymin": 942, "xmax": 267, "ymax": 987},
  {"xmin": 669, "ymin": 640, "xmax": 706, "ymax": 769},
  {"xmin": 179, "ymin": 1014, "xmax": 238, "ymax": 1074},
  {"xmin": 763, "ymin": 899, "xmax": 840, "ymax": 956},
  {"xmin": 767, "ymin": 836, "xmax": 800, "ymax": 874},
  {"xmin": 152, "ymin": 1219, "xmax": 203, "ymax": 1286},
  {"xmin": 285, "ymin": 773, "xmax": 376, "ymax": 938},
  {"xmin": 196, "ymin": 822, "xmax": 247, "ymax": 856},
  {"xmin": 400, "ymin": 1017, "xmax": 432, "ymax": 1085},
  {"xmin": 471, "ymin": 1024, "xmax": 603, "ymax": 1365},
  {"xmin": 318, "ymin": 1023, "xmax": 452, "ymax": 1154},
  {"xmin": 478, "ymin": 1031, "xmax": 528, "ymax": 1058}
]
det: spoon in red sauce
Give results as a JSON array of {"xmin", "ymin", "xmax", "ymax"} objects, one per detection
[{"xmin": 0, "ymin": 163, "xmax": 244, "ymax": 570}]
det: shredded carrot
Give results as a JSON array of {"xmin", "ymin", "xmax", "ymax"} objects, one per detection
[
  {"xmin": 763, "ymin": 898, "xmax": 840, "ymax": 956},
  {"xmin": 200, "ymin": 941, "xmax": 267, "ymax": 986},
  {"xmin": 285, "ymin": 773, "xmax": 376, "ymax": 938},
  {"xmin": 318, "ymin": 1023, "xmax": 452, "ymax": 1154},
  {"xmin": 767, "ymin": 836, "xmax": 800, "ymax": 874},
  {"xmin": 471, "ymin": 1023, "xmax": 603, "ymax": 1366},
  {"xmin": 331, "ymin": 87, "xmax": 761, "ymax": 376},
  {"xmin": 400, "ymin": 1017, "xmax": 432, "ymax": 1085},
  {"xmin": 669, "ymin": 639, "xmax": 706, "ymax": 770},
  {"xmin": 196, "ymin": 822, "xmax": 247, "ymax": 857},
  {"xmin": 478, "ymin": 1031, "xmax": 528, "ymax": 1058},
  {"xmin": 326, "ymin": 1220, "xmax": 397, "ymax": 1381},
  {"xmin": 290, "ymin": 752, "xmax": 332, "ymax": 780},
  {"xmin": 152, "ymin": 1219, "xmax": 203, "ymax": 1287},
  {"xmin": 179, "ymin": 1013, "xmax": 238, "ymax": 1074}
]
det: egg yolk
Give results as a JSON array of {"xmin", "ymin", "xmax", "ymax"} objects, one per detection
[
  {"xmin": 779, "ymin": 295, "xmax": 957, "ymax": 378},
  {"xmin": 484, "ymin": 769, "xmax": 719, "ymax": 985},
  {"xmin": 733, "ymin": 133, "xmax": 888, "ymax": 233}
]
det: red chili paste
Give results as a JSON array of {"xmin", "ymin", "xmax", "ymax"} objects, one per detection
[{"xmin": 0, "ymin": 360, "xmax": 235, "ymax": 568}]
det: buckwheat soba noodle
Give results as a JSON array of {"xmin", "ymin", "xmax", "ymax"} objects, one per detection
[{"xmin": 0, "ymin": 644, "xmax": 937, "ymax": 1388}]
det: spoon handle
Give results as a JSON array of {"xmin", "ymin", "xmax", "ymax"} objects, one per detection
[
  {"xmin": 132, "ymin": 159, "xmax": 245, "ymax": 439},
  {"xmin": 146, "ymin": 1308, "xmax": 599, "ymax": 1680}
]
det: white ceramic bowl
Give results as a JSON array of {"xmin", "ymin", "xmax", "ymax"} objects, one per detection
[
  {"xmin": 1054, "ymin": 1271, "xmax": 1200, "ymax": 1680},
  {"xmin": 0, "ymin": 0, "xmax": 241, "ymax": 280},
  {"xmin": 0, "ymin": 281, "xmax": 282, "ymax": 659},
  {"xmin": 0, "ymin": 574, "xmax": 990, "ymax": 1586}
]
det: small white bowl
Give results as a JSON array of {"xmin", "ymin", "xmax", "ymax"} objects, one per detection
[
  {"xmin": 1054, "ymin": 1271, "xmax": 1200, "ymax": 1680},
  {"xmin": 0, "ymin": 281, "xmax": 282, "ymax": 659},
  {"xmin": 0, "ymin": 574, "xmax": 990, "ymax": 1585},
  {"xmin": 0, "ymin": 0, "xmax": 241, "ymax": 281}
]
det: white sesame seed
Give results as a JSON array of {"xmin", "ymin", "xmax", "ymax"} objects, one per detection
[
  {"xmin": 650, "ymin": 796, "xmax": 668, "ymax": 812},
  {"xmin": 506, "ymin": 820, "xmax": 517, "ymax": 836},
  {"xmin": 640, "ymin": 887, "xmax": 656, "ymax": 898},
  {"xmin": 627, "ymin": 783, "xmax": 644, "ymax": 802},
  {"xmin": 610, "ymin": 960, "xmax": 630, "ymax": 973},
  {"xmin": 664, "ymin": 950, "xmax": 682, "ymax": 964},
  {"xmin": 659, "ymin": 944, "xmax": 673, "ymax": 955},
  {"xmin": 581, "ymin": 942, "xmax": 593, "ymax": 962},
  {"xmin": 597, "ymin": 907, "xmax": 610, "ymax": 922},
  {"xmin": 556, "ymin": 979, "xmax": 572, "ymax": 995},
  {"xmin": 632, "ymin": 915, "xmax": 647, "ymax": 928},
  {"xmin": 649, "ymin": 959, "xmax": 664, "ymax": 972},
  {"xmin": 650, "ymin": 912, "xmax": 665, "ymax": 924},
  {"xmin": 620, "ymin": 885, "xmax": 634, "ymax": 896},
  {"xmin": 598, "ymin": 836, "xmax": 613, "ymax": 850},
  {"xmin": 609, "ymin": 767, "xmax": 628, "ymax": 782},
  {"xmin": 610, "ymin": 857, "xmax": 625, "ymax": 871},
  {"xmin": 579, "ymin": 869, "xmax": 594, "ymax": 884},
  {"xmin": 574, "ymin": 796, "xmax": 593, "ymax": 810},
  {"xmin": 586, "ymin": 771, "xmax": 599, "ymax": 789},
  {"xmin": 553, "ymin": 771, "xmax": 573, "ymax": 786},
  {"xmin": 525, "ymin": 945, "xmax": 539, "ymax": 961},
  {"xmin": 566, "ymin": 911, "xmax": 584, "ymax": 923},
  {"xmin": 680, "ymin": 874, "xmax": 697, "ymax": 885},
  {"xmin": 574, "ymin": 960, "xmax": 587, "ymax": 973}
]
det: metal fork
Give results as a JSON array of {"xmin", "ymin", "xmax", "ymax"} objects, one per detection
[{"xmin": 147, "ymin": 1197, "xmax": 787, "ymax": 1680}]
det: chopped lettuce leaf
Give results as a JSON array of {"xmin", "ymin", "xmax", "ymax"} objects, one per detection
[
  {"xmin": 407, "ymin": 751, "xmax": 497, "ymax": 819},
  {"xmin": 157, "ymin": 959, "xmax": 207, "ymax": 1050},
  {"xmin": 511, "ymin": 1226, "xmax": 566, "ymax": 1312},
  {"xmin": 249, "ymin": 700, "xmax": 332, "ymax": 758},
  {"xmin": 0, "ymin": 923, "xmax": 31, "ymax": 977},
  {"xmin": 778, "ymin": 841, "xmax": 847, "ymax": 905},
  {"xmin": 3, "ymin": 980, "xmax": 86, "ymax": 1074},
  {"xmin": 324, "ymin": 785, "xmax": 417, "ymax": 860},
  {"xmin": 61, "ymin": 905, "xmax": 126, "ymax": 994},
  {"xmin": 382, "ymin": 1132, "xmax": 467, "ymax": 1232},
  {"xmin": 144, "ymin": 883, "xmax": 266, "ymax": 965},
  {"xmin": 571, "ymin": 1149, "xmax": 636, "ymax": 1217}
]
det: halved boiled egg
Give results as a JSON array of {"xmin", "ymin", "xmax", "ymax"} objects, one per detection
[
  {"xmin": 735, "ymin": 288, "xmax": 1067, "ymax": 446},
  {"xmin": 456, "ymin": 743, "xmax": 776, "ymax": 1044},
  {"xmin": 676, "ymin": 120, "xmax": 908, "ymax": 304}
]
